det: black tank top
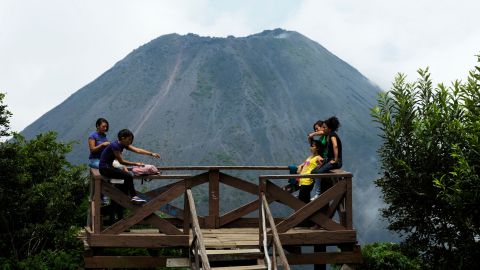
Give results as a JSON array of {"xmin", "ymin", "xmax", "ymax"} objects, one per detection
[{"xmin": 327, "ymin": 132, "xmax": 342, "ymax": 161}]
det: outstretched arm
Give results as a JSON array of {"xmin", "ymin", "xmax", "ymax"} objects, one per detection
[{"xmin": 127, "ymin": 145, "xmax": 161, "ymax": 158}]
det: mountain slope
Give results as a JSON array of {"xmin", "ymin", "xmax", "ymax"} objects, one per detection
[{"xmin": 22, "ymin": 29, "xmax": 393, "ymax": 242}]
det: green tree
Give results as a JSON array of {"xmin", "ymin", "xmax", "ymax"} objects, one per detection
[
  {"xmin": 371, "ymin": 57, "xmax": 480, "ymax": 269},
  {"xmin": 0, "ymin": 93, "xmax": 89, "ymax": 269},
  {"xmin": 0, "ymin": 93, "xmax": 12, "ymax": 138}
]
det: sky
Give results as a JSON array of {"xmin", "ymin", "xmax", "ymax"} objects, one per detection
[{"xmin": 1, "ymin": 0, "xmax": 479, "ymax": 132}]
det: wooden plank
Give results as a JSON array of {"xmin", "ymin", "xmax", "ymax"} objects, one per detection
[
  {"xmin": 156, "ymin": 166, "xmax": 289, "ymax": 171},
  {"xmin": 84, "ymin": 256, "xmax": 190, "ymax": 268},
  {"xmin": 133, "ymin": 174, "xmax": 192, "ymax": 180},
  {"xmin": 211, "ymin": 265, "xmax": 267, "ymax": 270},
  {"xmin": 206, "ymin": 248, "xmax": 262, "ymax": 261},
  {"xmin": 278, "ymin": 230, "xmax": 357, "ymax": 245},
  {"xmin": 258, "ymin": 172, "xmax": 353, "ymax": 179},
  {"xmin": 275, "ymin": 181, "xmax": 346, "ymax": 233},
  {"xmin": 87, "ymin": 234, "xmax": 189, "ymax": 247},
  {"xmin": 102, "ymin": 182, "xmax": 185, "ymax": 234},
  {"xmin": 205, "ymin": 248, "xmax": 261, "ymax": 255},
  {"xmin": 219, "ymin": 173, "xmax": 259, "ymax": 194}
]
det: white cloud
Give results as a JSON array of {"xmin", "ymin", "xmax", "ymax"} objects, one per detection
[
  {"xmin": 285, "ymin": 0, "xmax": 480, "ymax": 89},
  {"xmin": 1, "ymin": 0, "xmax": 479, "ymax": 132}
]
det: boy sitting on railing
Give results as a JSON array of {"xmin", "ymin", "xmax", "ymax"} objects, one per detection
[{"xmin": 99, "ymin": 129, "xmax": 160, "ymax": 221}]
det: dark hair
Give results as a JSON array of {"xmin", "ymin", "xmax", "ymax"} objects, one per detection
[
  {"xmin": 310, "ymin": 139, "xmax": 324, "ymax": 156},
  {"xmin": 117, "ymin": 129, "xmax": 134, "ymax": 141},
  {"xmin": 313, "ymin": 120, "xmax": 324, "ymax": 131},
  {"xmin": 95, "ymin": 118, "xmax": 109, "ymax": 132},
  {"xmin": 325, "ymin": 116, "xmax": 340, "ymax": 132}
]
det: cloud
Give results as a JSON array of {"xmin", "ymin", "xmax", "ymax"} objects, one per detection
[
  {"xmin": 285, "ymin": 0, "xmax": 480, "ymax": 89},
  {"xmin": 1, "ymin": 0, "xmax": 479, "ymax": 132}
]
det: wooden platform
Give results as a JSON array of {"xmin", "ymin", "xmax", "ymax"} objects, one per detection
[{"xmin": 84, "ymin": 166, "xmax": 362, "ymax": 269}]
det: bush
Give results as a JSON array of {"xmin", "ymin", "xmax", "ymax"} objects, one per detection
[{"xmin": 358, "ymin": 242, "xmax": 421, "ymax": 270}]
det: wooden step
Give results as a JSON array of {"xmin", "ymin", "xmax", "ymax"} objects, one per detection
[
  {"xmin": 206, "ymin": 248, "xmax": 261, "ymax": 256},
  {"xmin": 205, "ymin": 248, "xmax": 262, "ymax": 261},
  {"xmin": 210, "ymin": 265, "xmax": 267, "ymax": 270}
]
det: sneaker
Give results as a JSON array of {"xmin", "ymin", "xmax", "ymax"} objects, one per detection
[
  {"xmin": 131, "ymin": 196, "xmax": 147, "ymax": 203},
  {"xmin": 310, "ymin": 194, "xmax": 319, "ymax": 201},
  {"xmin": 101, "ymin": 195, "xmax": 110, "ymax": 206}
]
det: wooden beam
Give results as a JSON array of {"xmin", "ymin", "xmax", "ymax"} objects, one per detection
[
  {"xmin": 219, "ymin": 173, "xmax": 259, "ymax": 194},
  {"xmin": 101, "ymin": 182, "xmax": 182, "ymax": 235},
  {"xmin": 208, "ymin": 169, "xmax": 220, "ymax": 228},
  {"xmin": 84, "ymin": 256, "xmax": 190, "ymax": 268},
  {"xmin": 277, "ymin": 230, "xmax": 357, "ymax": 245},
  {"xmin": 345, "ymin": 177, "xmax": 353, "ymax": 229},
  {"xmin": 102, "ymin": 182, "xmax": 185, "ymax": 234},
  {"xmin": 156, "ymin": 166, "xmax": 290, "ymax": 171},
  {"xmin": 220, "ymin": 199, "xmax": 259, "ymax": 226},
  {"xmin": 266, "ymin": 181, "xmax": 345, "ymax": 231},
  {"xmin": 87, "ymin": 234, "xmax": 189, "ymax": 247},
  {"xmin": 275, "ymin": 181, "xmax": 346, "ymax": 233}
]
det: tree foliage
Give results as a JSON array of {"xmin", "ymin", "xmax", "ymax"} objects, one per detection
[
  {"xmin": 0, "ymin": 93, "xmax": 89, "ymax": 268},
  {"xmin": 371, "ymin": 57, "xmax": 480, "ymax": 268},
  {"xmin": 0, "ymin": 93, "xmax": 12, "ymax": 138}
]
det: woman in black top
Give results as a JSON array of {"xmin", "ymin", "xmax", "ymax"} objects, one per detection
[{"xmin": 310, "ymin": 116, "xmax": 342, "ymax": 199}]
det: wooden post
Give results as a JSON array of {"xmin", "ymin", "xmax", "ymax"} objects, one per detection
[
  {"xmin": 207, "ymin": 169, "xmax": 219, "ymax": 228},
  {"xmin": 183, "ymin": 178, "xmax": 191, "ymax": 235},
  {"xmin": 258, "ymin": 177, "xmax": 267, "ymax": 245},
  {"xmin": 345, "ymin": 175, "xmax": 353, "ymax": 230},
  {"xmin": 93, "ymin": 174, "xmax": 102, "ymax": 233}
]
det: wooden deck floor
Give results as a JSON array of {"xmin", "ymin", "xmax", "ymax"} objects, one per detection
[{"xmin": 118, "ymin": 227, "xmax": 357, "ymax": 248}]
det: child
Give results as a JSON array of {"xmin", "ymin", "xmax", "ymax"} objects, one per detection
[
  {"xmin": 295, "ymin": 139, "xmax": 325, "ymax": 204},
  {"xmin": 99, "ymin": 129, "xmax": 160, "ymax": 204},
  {"xmin": 285, "ymin": 120, "xmax": 327, "ymax": 193}
]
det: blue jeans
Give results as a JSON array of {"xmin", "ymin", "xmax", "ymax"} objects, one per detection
[
  {"xmin": 311, "ymin": 160, "xmax": 342, "ymax": 196},
  {"xmin": 89, "ymin": 159, "xmax": 100, "ymax": 169}
]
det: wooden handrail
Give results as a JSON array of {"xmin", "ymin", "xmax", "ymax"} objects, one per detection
[
  {"xmin": 186, "ymin": 189, "xmax": 211, "ymax": 270},
  {"xmin": 259, "ymin": 172, "xmax": 353, "ymax": 179},
  {"xmin": 261, "ymin": 193, "xmax": 291, "ymax": 270},
  {"xmin": 156, "ymin": 166, "xmax": 290, "ymax": 170}
]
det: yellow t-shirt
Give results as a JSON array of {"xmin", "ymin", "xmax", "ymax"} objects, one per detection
[{"xmin": 298, "ymin": 155, "xmax": 321, "ymax": 186}]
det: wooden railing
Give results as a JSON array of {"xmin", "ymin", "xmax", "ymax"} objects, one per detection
[
  {"xmin": 85, "ymin": 166, "xmax": 360, "ymax": 268},
  {"xmin": 258, "ymin": 170, "xmax": 353, "ymax": 233},
  {"xmin": 186, "ymin": 189, "xmax": 210, "ymax": 270}
]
